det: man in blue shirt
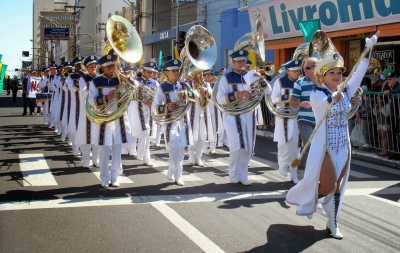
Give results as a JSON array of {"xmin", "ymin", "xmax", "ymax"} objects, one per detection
[{"xmin": 290, "ymin": 57, "xmax": 317, "ymax": 179}]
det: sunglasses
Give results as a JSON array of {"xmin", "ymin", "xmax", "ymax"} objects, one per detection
[{"xmin": 304, "ymin": 65, "xmax": 315, "ymax": 70}]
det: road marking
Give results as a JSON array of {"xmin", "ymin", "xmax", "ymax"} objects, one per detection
[
  {"xmin": 151, "ymin": 154, "xmax": 203, "ymax": 181},
  {"xmin": 1, "ymin": 188, "xmax": 399, "ymax": 211},
  {"xmin": 151, "ymin": 202, "xmax": 226, "ymax": 253},
  {"xmin": 19, "ymin": 154, "xmax": 58, "ymax": 186},
  {"xmin": 352, "ymin": 160, "xmax": 400, "ymax": 176},
  {"xmin": 89, "ymin": 167, "xmax": 134, "ymax": 184},
  {"xmin": 349, "ymin": 170, "xmax": 378, "ymax": 179}
]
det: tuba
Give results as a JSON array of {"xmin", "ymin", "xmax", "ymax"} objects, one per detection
[
  {"xmin": 263, "ymin": 43, "xmax": 309, "ymax": 119},
  {"xmin": 152, "ymin": 25, "xmax": 217, "ymax": 124},
  {"xmin": 211, "ymin": 18, "xmax": 266, "ymax": 116},
  {"xmin": 85, "ymin": 15, "xmax": 143, "ymax": 124}
]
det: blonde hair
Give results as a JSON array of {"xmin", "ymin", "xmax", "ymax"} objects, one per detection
[{"xmin": 316, "ymin": 73, "xmax": 325, "ymax": 87}]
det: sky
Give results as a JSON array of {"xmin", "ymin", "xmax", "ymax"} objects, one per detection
[{"xmin": 0, "ymin": 0, "xmax": 33, "ymax": 77}]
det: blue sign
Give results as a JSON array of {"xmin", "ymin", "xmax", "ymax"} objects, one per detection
[
  {"xmin": 44, "ymin": 28, "xmax": 69, "ymax": 40},
  {"xmin": 172, "ymin": 0, "xmax": 197, "ymax": 2}
]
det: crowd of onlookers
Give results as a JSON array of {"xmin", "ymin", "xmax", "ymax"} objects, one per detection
[{"xmin": 351, "ymin": 64, "xmax": 400, "ymax": 159}]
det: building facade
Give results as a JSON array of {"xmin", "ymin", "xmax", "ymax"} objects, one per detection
[
  {"xmin": 247, "ymin": 0, "xmax": 400, "ymax": 74},
  {"xmin": 33, "ymin": 0, "xmax": 75, "ymax": 69}
]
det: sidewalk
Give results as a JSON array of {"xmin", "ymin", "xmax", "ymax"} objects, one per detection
[{"xmin": 256, "ymin": 129, "xmax": 400, "ymax": 169}]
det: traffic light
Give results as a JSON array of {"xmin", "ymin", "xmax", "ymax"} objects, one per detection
[
  {"xmin": 177, "ymin": 31, "xmax": 186, "ymax": 54},
  {"xmin": 22, "ymin": 51, "xmax": 29, "ymax": 57}
]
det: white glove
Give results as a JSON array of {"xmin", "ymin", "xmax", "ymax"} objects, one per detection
[
  {"xmin": 365, "ymin": 35, "xmax": 378, "ymax": 50},
  {"xmin": 332, "ymin": 91, "xmax": 343, "ymax": 103}
]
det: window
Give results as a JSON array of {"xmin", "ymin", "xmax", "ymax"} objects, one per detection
[
  {"xmin": 99, "ymin": 4, "xmax": 101, "ymax": 15},
  {"xmin": 96, "ymin": 7, "xmax": 98, "ymax": 16}
]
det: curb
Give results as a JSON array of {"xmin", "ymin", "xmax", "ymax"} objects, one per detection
[{"xmin": 256, "ymin": 130, "xmax": 400, "ymax": 169}]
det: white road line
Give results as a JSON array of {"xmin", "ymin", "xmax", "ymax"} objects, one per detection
[
  {"xmin": 19, "ymin": 154, "xmax": 58, "ymax": 186},
  {"xmin": 151, "ymin": 202, "xmax": 226, "ymax": 253},
  {"xmin": 89, "ymin": 167, "xmax": 134, "ymax": 184},
  {"xmin": 349, "ymin": 170, "xmax": 378, "ymax": 179},
  {"xmin": 352, "ymin": 160, "xmax": 400, "ymax": 176},
  {"xmin": 2, "ymin": 187, "xmax": 399, "ymax": 211},
  {"xmin": 151, "ymin": 154, "xmax": 203, "ymax": 181}
]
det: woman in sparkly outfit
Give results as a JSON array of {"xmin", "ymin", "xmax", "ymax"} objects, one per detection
[{"xmin": 286, "ymin": 31, "xmax": 379, "ymax": 239}]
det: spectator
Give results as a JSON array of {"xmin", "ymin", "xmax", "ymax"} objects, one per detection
[
  {"xmin": 373, "ymin": 95, "xmax": 390, "ymax": 156},
  {"xmin": 371, "ymin": 71, "xmax": 383, "ymax": 91},
  {"xmin": 357, "ymin": 95, "xmax": 372, "ymax": 148},
  {"xmin": 10, "ymin": 77, "xmax": 19, "ymax": 102},
  {"xmin": 5, "ymin": 76, "xmax": 11, "ymax": 95},
  {"xmin": 361, "ymin": 76, "xmax": 371, "ymax": 91}
]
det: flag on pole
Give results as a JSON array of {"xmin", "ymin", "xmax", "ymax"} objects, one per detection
[
  {"xmin": 299, "ymin": 19, "xmax": 321, "ymax": 42},
  {"xmin": 0, "ymin": 63, "xmax": 7, "ymax": 93}
]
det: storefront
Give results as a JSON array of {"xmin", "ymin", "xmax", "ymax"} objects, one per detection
[{"xmin": 247, "ymin": 0, "xmax": 400, "ymax": 74}]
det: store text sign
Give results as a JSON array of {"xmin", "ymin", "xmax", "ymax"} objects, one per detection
[{"xmin": 247, "ymin": 0, "xmax": 399, "ymax": 40}]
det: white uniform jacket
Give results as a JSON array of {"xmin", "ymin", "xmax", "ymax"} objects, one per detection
[
  {"xmin": 271, "ymin": 75, "xmax": 298, "ymax": 144},
  {"xmin": 88, "ymin": 74, "xmax": 133, "ymax": 146}
]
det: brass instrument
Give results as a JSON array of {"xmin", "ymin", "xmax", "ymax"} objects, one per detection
[
  {"xmin": 152, "ymin": 25, "xmax": 217, "ymax": 124},
  {"xmin": 85, "ymin": 15, "xmax": 143, "ymax": 124},
  {"xmin": 212, "ymin": 18, "xmax": 265, "ymax": 116}
]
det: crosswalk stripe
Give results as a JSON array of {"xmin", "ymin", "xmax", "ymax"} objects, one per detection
[
  {"xmin": 352, "ymin": 160, "xmax": 400, "ymax": 176},
  {"xmin": 150, "ymin": 154, "xmax": 203, "ymax": 181},
  {"xmin": 19, "ymin": 154, "xmax": 58, "ymax": 186},
  {"xmin": 89, "ymin": 167, "xmax": 134, "ymax": 184},
  {"xmin": 349, "ymin": 170, "xmax": 378, "ymax": 179}
]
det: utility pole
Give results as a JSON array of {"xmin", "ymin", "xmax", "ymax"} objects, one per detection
[
  {"xmin": 175, "ymin": 1, "xmax": 179, "ymax": 60},
  {"xmin": 64, "ymin": 4, "xmax": 86, "ymax": 57}
]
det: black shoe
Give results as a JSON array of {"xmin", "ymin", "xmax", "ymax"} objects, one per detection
[
  {"xmin": 22, "ymin": 112, "xmax": 27, "ymax": 116},
  {"xmin": 388, "ymin": 155, "xmax": 396, "ymax": 160},
  {"xmin": 30, "ymin": 113, "xmax": 33, "ymax": 116}
]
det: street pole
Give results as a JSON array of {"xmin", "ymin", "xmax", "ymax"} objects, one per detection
[
  {"xmin": 71, "ymin": 33, "xmax": 95, "ymax": 55},
  {"xmin": 64, "ymin": 4, "xmax": 86, "ymax": 57},
  {"xmin": 175, "ymin": 1, "xmax": 179, "ymax": 60}
]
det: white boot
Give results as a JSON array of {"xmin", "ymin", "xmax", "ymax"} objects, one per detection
[
  {"xmin": 326, "ymin": 193, "xmax": 343, "ymax": 239},
  {"xmin": 290, "ymin": 168, "xmax": 300, "ymax": 184}
]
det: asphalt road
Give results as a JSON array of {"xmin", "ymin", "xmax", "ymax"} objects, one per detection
[{"xmin": 0, "ymin": 92, "xmax": 399, "ymax": 253}]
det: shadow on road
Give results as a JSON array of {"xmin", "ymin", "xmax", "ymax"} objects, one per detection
[{"xmin": 245, "ymin": 224, "xmax": 328, "ymax": 253}]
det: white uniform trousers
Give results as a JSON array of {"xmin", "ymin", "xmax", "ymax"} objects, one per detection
[
  {"xmin": 122, "ymin": 137, "xmax": 137, "ymax": 155},
  {"xmin": 189, "ymin": 140, "xmax": 204, "ymax": 160},
  {"xmin": 277, "ymin": 138, "xmax": 300, "ymax": 178},
  {"xmin": 155, "ymin": 124, "xmax": 165, "ymax": 145},
  {"xmin": 229, "ymin": 149, "xmax": 251, "ymax": 181},
  {"xmin": 168, "ymin": 139, "xmax": 185, "ymax": 180},
  {"xmin": 137, "ymin": 133, "xmax": 151, "ymax": 164},
  {"xmin": 68, "ymin": 132, "xmax": 79, "ymax": 155},
  {"xmin": 80, "ymin": 144, "xmax": 99, "ymax": 167},
  {"xmin": 99, "ymin": 144, "xmax": 122, "ymax": 183}
]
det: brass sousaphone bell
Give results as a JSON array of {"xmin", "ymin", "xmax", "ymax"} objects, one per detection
[
  {"xmin": 211, "ymin": 18, "xmax": 266, "ymax": 116},
  {"xmin": 85, "ymin": 15, "xmax": 143, "ymax": 124}
]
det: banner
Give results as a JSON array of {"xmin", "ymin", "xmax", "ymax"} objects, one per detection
[
  {"xmin": 247, "ymin": 0, "xmax": 399, "ymax": 40},
  {"xmin": 28, "ymin": 76, "xmax": 41, "ymax": 98},
  {"xmin": 0, "ymin": 63, "xmax": 6, "ymax": 93}
]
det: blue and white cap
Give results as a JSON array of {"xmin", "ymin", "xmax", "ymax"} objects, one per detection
[
  {"xmin": 246, "ymin": 60, "xmax": 252, "ymax": 66},
  {"xmin": 143, "ymin": 62, "xmax": 159, "ymax": 72},
  {"xmin": 203, "ymin": 69, "xmax": 212, "ymax": 75},
  {"xmin": 283, "ymin": 59, "xmax": 302, "ymax": 71},
  {"xmin": 98, "ymin": 54, "xmax": 118, "ymax": 67},
  {"xmin": 84, "ymin": 55, "xmax": 99, "ymax": 67},
  {"xmin": 230, "ymin": 50, "xmax": 249, "ymax": 61},
  {"xmin": 123, "ymin": 65, "xmax": 138, "ymax": 73},
  {"xmin": 163, "ymin": 59, "xmax": 182, "ymax": 70},
  {"xmin": 72, "ymin": 56, "xmax": 84, "ymax": 66},
  {"xmin": 49, "ymin": 63, "xmax": 58, "ymax": 69}
]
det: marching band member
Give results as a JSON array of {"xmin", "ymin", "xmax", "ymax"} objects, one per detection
[
  {"xmin": 66, "ymin": 56, "xmax": 85, "ymax": 155},
  {"xmin": 122, "ymin": 65, "xmax": 138, "ymax": 156},
  {"xmin": 188, "ymin": 69, "xmax": 214, "ymax": 166},
  {"xmin": 88, "ymin": 54, "xmax": 133, "ymax": 188},
  {"xmin": 134, "ymin": 62, "xmax": 160, "ymax": 166},
  {"xmin": 49, "ymin": 64, "xmax": 63, "ymax": 134},
  {"xmin": 246, "ymin": 60, "xmax": 264, "ymax": 129},
  {"xmin": 216, "ymin": 50, "xmax": 271, "ymax": 185},
  {"xmin": 38, "ymin": 66, "xmax": 51, "ymax": 125},
  {"xmin": 60, "ymin": 62, "xmax": 73, "ymax": 142},
  {"xmin": 151, "ymin": 59, "xmax": 198, "ymax": 186},
  {"xmin": 271, "ymin": 59, "xmax": 302, "ymax": 184},
  {"xmin": 74, "ymin": 55, "xmax": 100, "ymax": 168},
  {"xmin": 204, "ymin": 69, "xmax": 220, "ymax": 154},
  {"xmin": 286, "ymin": 31, "xmax": 379, "ymax": 239}
]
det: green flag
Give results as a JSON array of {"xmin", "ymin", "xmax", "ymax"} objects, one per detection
[
  {"xmin": 0, "ymin": 54, "xmax": 2, "ymax": 62},
  {"xmin": 299, "ymin": 19, "xmax": 321, "ymax": 42},
  {"xmin": 0, "ymin": 63, "xmax": 7, "ymax": 93}
]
